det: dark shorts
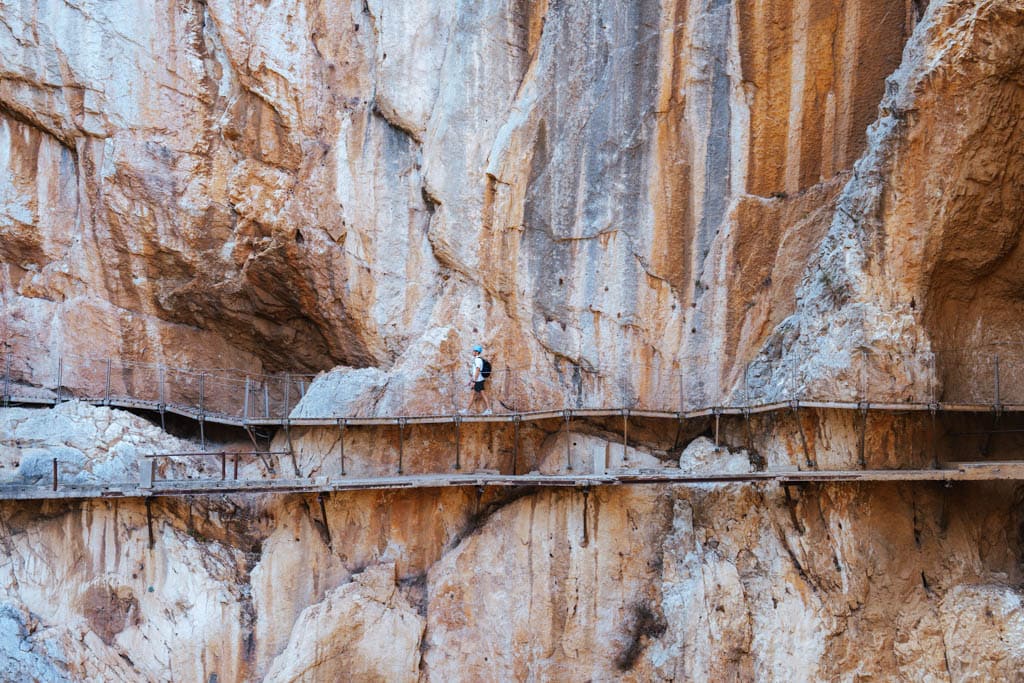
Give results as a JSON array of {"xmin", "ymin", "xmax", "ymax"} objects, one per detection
[{"xmin": 473, "ymin": 380, "xmax": 486, "ymax": 392}]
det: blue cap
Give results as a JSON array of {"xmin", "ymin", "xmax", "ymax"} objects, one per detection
[{"xmin": 472, "ymin": 344, "xmax": 483, "ymax": 353}]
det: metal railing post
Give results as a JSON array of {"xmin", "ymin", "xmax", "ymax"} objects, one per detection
[
  {"xmin": 199, "ymin": 373, "xmax": 206, "ymax": 417},
  {"xmin": 243, "ymin": 377, "xmax": 251, "ymax": 420},
  {"xmin": 450, "ymin": 368, "xmax": 457, "ymax": 414},
  {"xmin": 994, "ymin": 354, "xmax": 1002, "ymax": 413},
  {"xmin": 52, "ymin": 458, "xmax": 58, "ymax": 491},
  {"xmin": 55, "ymin": 357, "xmax": 63, "ymax": 403},
  {"xmin": 158, "ymin": 365, "xmax": 166, "ymax": 407},
  {"xmin": 284, "ymin": 373, "xmax": 291, "ymax": 417},
  {"xmin": 103, "ymin": 358, "xmax": 112, "ymax": 404},
  {"xmin": 743, "ymin": 362, "xmax": 750, "ymax": 407},
  {"xmin": 678, "ymin": 370, "xmax": 684, "ymax": 414},
  {"xmin": 859, "ymin": 348, "xmax": 869, "ymax": 404},
  {"xmin": 512, "ymin": 414, "xmax": 520, "ymax": 475},
  {"xmin": 263, "ymin": 381, "xmax": 270, "ymax": 419},
  {"xmin": 2, "ymin": 351, "xmax": 10, "ymax": 406},
  {"xmin": 398, "ymin": 418, "xmax": 405, "ymax": 474}
]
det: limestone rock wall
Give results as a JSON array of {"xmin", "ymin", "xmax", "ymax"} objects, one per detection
[
  {"xmin": 0, "ymin": 0, "xmax": 943, "ymax": 410},
  {"xmin": 3, "ymin": 0, "xmax": 1024, "ymax": 680}
]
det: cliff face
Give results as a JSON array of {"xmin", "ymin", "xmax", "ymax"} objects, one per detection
[
  {"xmin": 3, "ymin": 0, "xmax": 1024, "ymax": 680},
  {"xmin": 2, "ymin": 408, "xmax": 1023, "ymax": 680},
  {"xmin": 0, "ymin": 0, "xmax": 926, "ymax": 397}
]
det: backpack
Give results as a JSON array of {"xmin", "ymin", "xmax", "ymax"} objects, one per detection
[{"xmin": 480, "ymin": 358, "xmax": 492, "ymax": 379}]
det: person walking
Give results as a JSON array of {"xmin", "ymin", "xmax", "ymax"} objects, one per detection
[{"xmin": 463, "ymin": 344, "xmax": 493, "ymax": 415}]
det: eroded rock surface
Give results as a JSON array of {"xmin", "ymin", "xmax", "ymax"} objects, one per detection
[{"xmin": 3, "ymin": 0, "xmax": 1024, "ymax": 679}]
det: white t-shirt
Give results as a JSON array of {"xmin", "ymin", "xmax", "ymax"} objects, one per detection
[{"xmin": 472, "ymin": 356, "xmax": 483, "ymax": 381}]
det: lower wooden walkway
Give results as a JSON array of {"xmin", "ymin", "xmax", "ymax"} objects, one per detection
[{"xmin": 1, "ymin": 461, "xmax": 1022, "ymax": 501}]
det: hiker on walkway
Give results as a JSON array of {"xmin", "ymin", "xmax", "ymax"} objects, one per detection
[{"xmin": 463, "ymin": 344, "xmax": 493, "ymax": 415}]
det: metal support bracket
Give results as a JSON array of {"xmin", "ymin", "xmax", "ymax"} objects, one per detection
[
  {"xmin": 337, "ymin": 418, "xmax": 346, "ymax": 476},
  {"xmin": 622, "ymin": 408, "xmax": 630, "ymax": 463},
  {"xmin": 453, "ymin": 414, "xmax": 462, "ymax": 471},
  {"xmin": 397, "ymin": 418, "xmax": 407, "ymax": 474},
  {"xmin": 512, "ymin": 414, "xmax": 521, "ymax": 476},
  {"xmin": 563, "ymin": 409, "xmax": 573, "ymax": 471},
  {"xmin": 857, "ymin": 401, "xmax": 869, "ymax": 468},
  {"xmin": 283, "ymin": 420, "xmax": 299, "ymax": 476},
  {"xmin": 671, "ymin": 412, "xmax": 685, "ymax": 452},
  {"xmin": 318, "ymin": 493, "xmax": 333, "ymax": 551},
  {"xmin": 929, "ymin": 403, "xmax": 939, "ymax": 468},
  {"xmin": 790, "ymin": 399, "xmax": 815, "ymax": 469}
]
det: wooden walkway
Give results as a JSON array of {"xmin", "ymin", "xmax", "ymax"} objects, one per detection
[
  {"xmin": 1, "ymin": 462, "xmax": 1023, "ymax": 501},
  {"xmin": 6, "ymin": 390, "xmax": 1024, "ymax": 428},
  {"xmin": 6, "ymin": 376, "xmax": 1024, "ymax": 502}
]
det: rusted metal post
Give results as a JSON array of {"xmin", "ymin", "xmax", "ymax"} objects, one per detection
[
  {"xmin": 714, "ymin": 409, "xmax": 721, "ymax": 447},
  {"xmin": 145, "ymin": 498, "xmax": 154, "ymax": 549},
  {"xmin": 564, "ymin": 409, "xmax": 573, "ymax": 471},
  {"xmin": 581, "ymin": 487, "xmax": 590, "ymax": 547},
  {"xmin": 103, "ymin": 358, "xmax": 111, "ymax": 404},
  {"xmin": 233, "ymin": 452, "xmax": 239, "ymax": 480},
  {"xmin": 52, "ymin": 458, "xmax": 57, "ymax": 491},
  {"xmin": 220, "ymin": 452, "xmax": 226, "ymax": 480},
  {"xmin": 338, "ymin": 419, "xmax": 346, "ymax": 476}
]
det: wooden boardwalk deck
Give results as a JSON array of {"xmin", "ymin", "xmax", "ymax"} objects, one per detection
[
  {"xmin": 6, "ymin": 390, "xmax": 1023, "ymax": 429},
  {"xmin": 6, "ymin": 381, "xmax": 1024, "ymax": 502},
  {"xmin": 2, "ymin": 462, "xmax": 1023, "ymax": 501}
]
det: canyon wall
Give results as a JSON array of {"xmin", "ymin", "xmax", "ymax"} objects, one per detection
[{"xmin": 2, "ymin": 0, "xmax": 1024, "ymax": 680}]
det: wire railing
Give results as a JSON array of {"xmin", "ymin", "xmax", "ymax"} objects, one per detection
[{"xmin": 3, "ymin": 343, "xmax": 1024, "ymax": 421}]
